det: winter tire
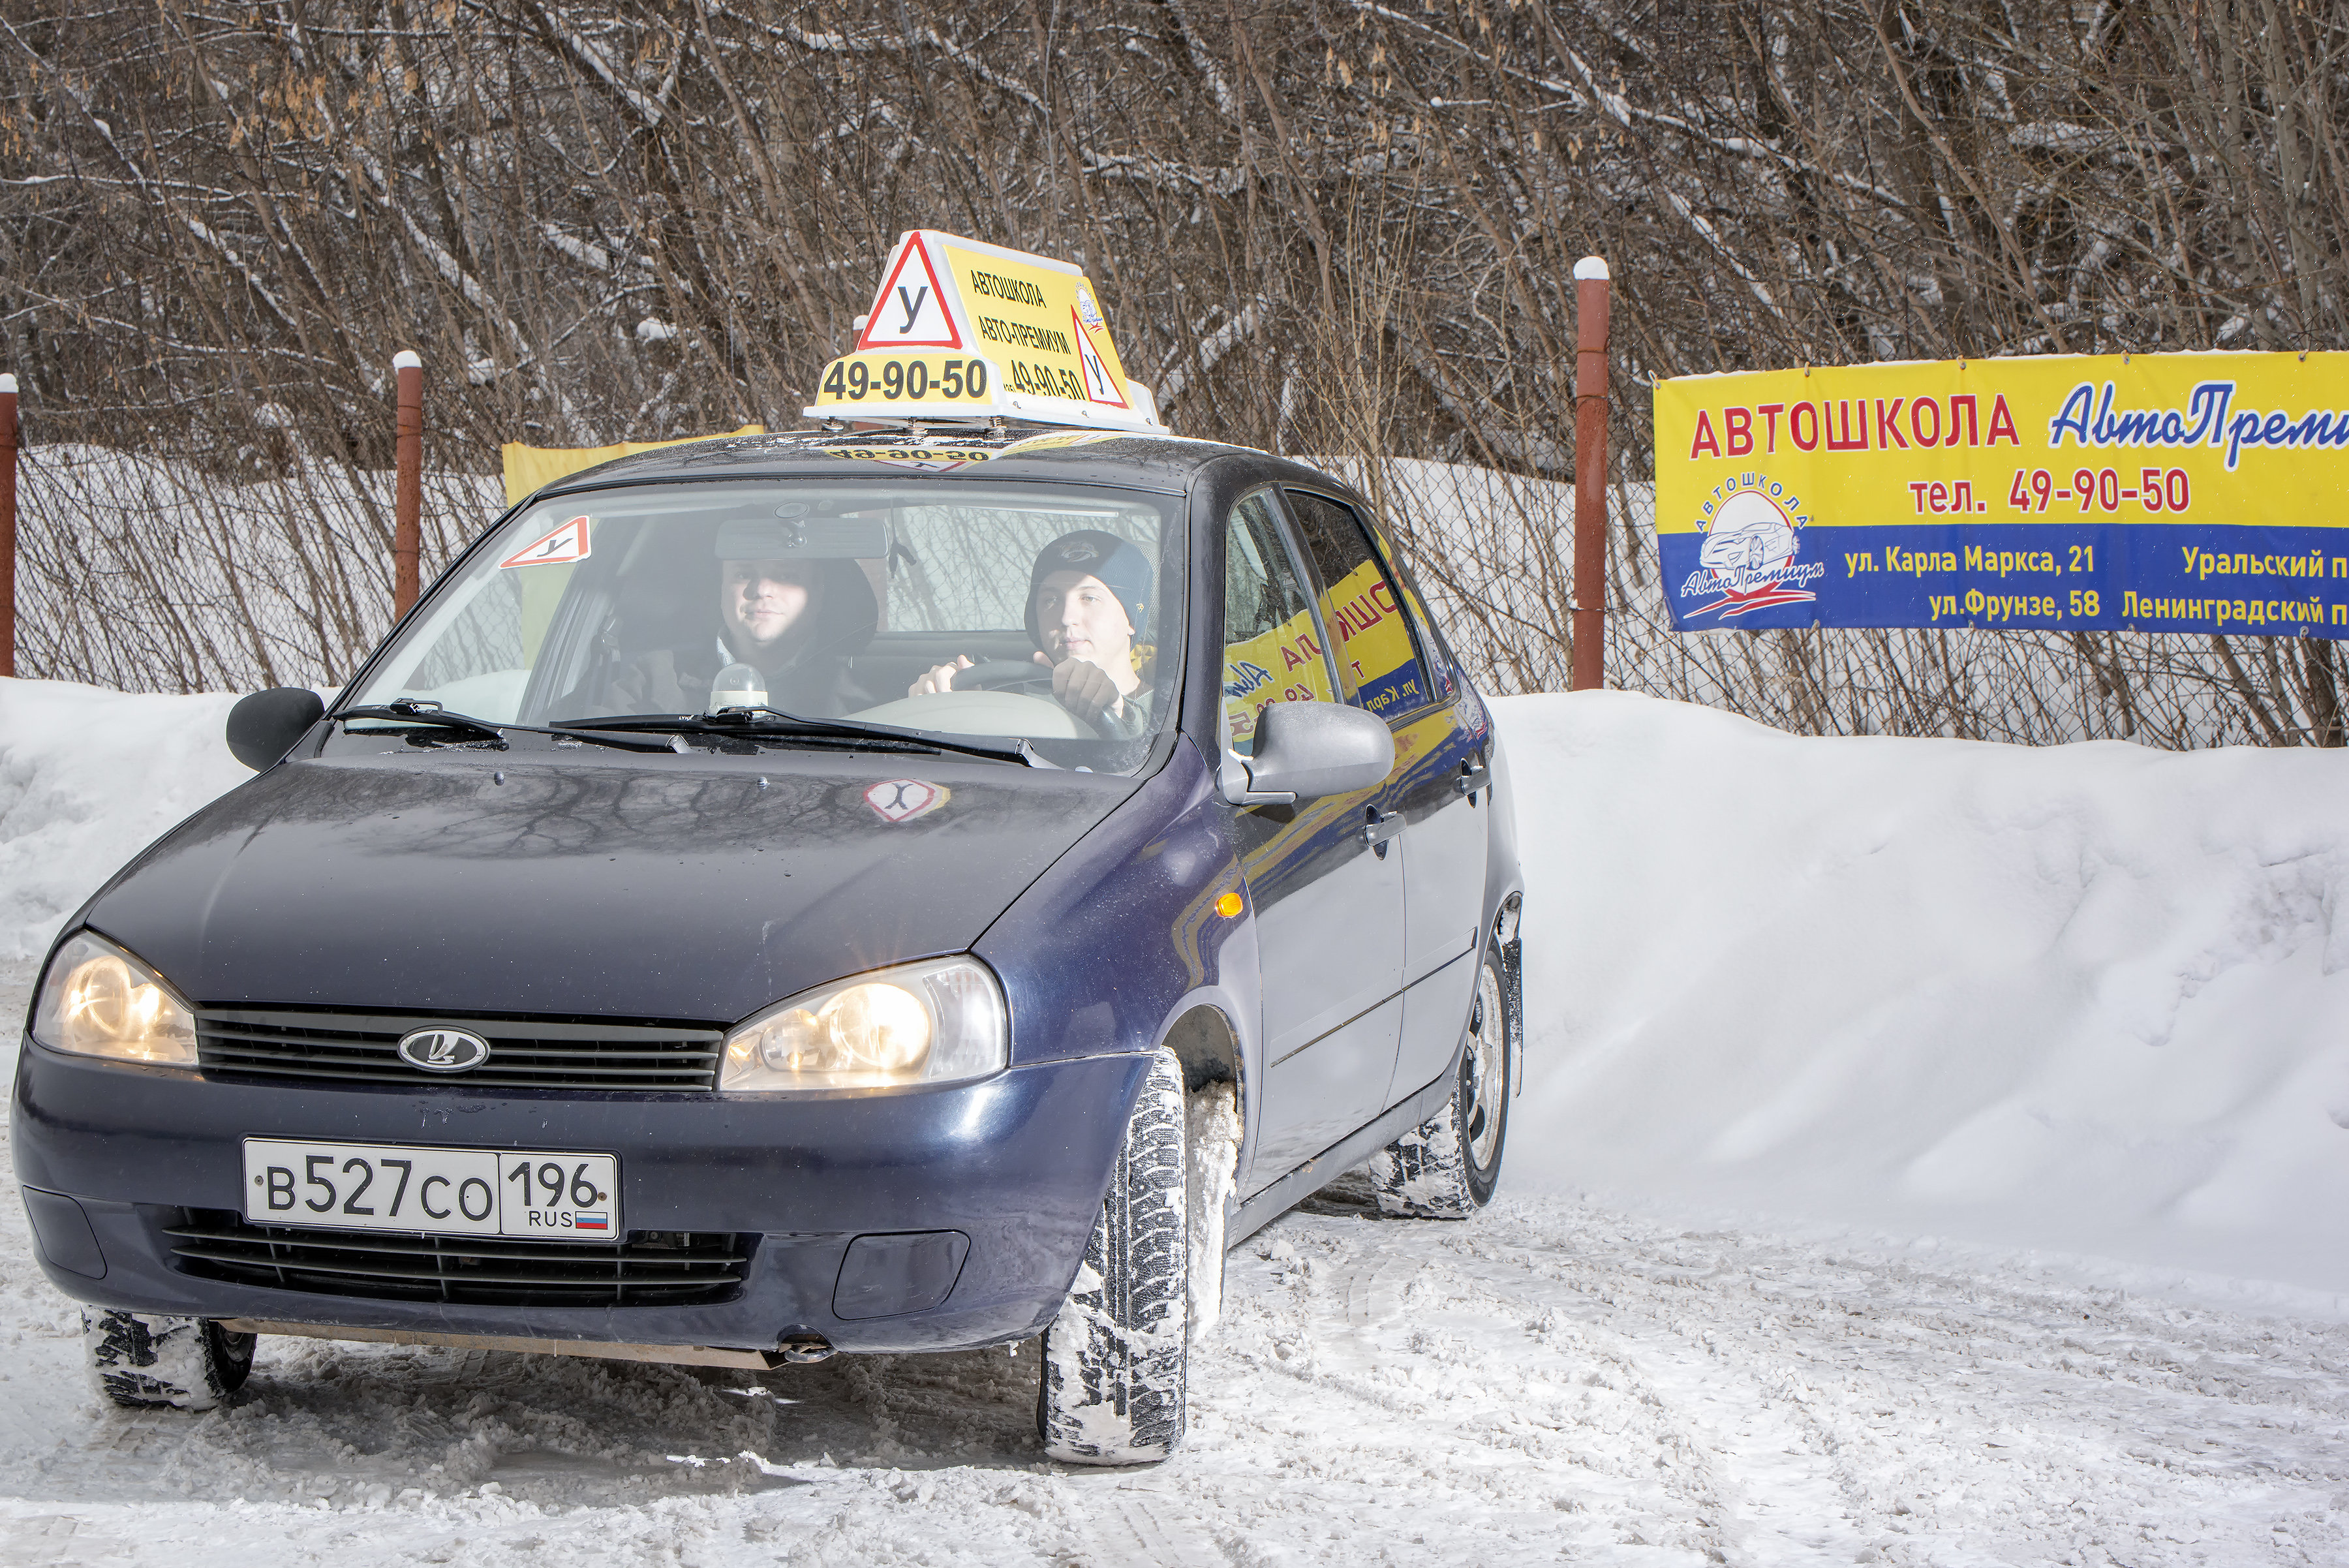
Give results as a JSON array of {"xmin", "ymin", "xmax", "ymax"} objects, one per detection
[
  {"xmin": 1039, "ymin": 1049, "xmax": 1189, "ymax": 1464},
  {"xmin": 1368, "ymin": 943, "xmax": 1511, "ymax": 1218},
  {"xmin": 84, "ymin": 1309, "xmax": 254, "ymax": 1411}
]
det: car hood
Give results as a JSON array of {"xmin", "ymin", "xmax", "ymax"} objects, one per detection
[{"xmin": 77, "ymin": 748, "xmax": 1140, "ymax": 1024}]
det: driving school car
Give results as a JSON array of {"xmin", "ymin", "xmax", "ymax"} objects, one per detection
[{"xmin": 13, "ymin": 234, "xmax": 1522, "ymax": 1465}]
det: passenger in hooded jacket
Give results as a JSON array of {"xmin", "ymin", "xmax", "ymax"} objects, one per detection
[{"xmin": 587, "ymin": 518, "xmax": 877, "ymax": 719}]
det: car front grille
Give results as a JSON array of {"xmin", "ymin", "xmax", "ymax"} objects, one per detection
[
  {"xmin": 164, "ymin": 1212, "xmax": 752, "ymax": 1307},
  {"xmin": 194, "ymin": 1007, "xmax": 723, "ymax": 1092}
]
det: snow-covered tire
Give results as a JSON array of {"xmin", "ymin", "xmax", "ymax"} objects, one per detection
[
  {"xmin": 84, "ymin": 1309, "xmax": 254, "ymax": 1411},
  {"xmin": 1039, "ymin": 1049, "xmax": 1189, "ymax": 1464},
  {"xmin": 1368, "ymin": 945, "xmax": 1510, "ymax": 1218}
]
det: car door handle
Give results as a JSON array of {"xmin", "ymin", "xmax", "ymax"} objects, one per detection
[
  {"xmin": 1455, "ymin": 760, "xmax": 1491, "ymax": 795},
  {"xmin": 1361, "ymin": 808, "xmax": 1403, "ymax": 856}
]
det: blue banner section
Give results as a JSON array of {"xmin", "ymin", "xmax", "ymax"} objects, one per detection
[{"xmin": 1657, "ymin": 523, "xmax": 2349, "ymax": 637}]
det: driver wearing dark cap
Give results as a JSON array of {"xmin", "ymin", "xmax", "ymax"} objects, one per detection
[
  {"xmin": 589, "ymin": 517, "xmax": 876, "ymax": 719},
  {"xmin": 909, "ymin": 529, "xmax": 1154, "ymax": 738}
]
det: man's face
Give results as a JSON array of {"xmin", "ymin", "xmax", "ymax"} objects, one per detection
[
  {"xmin": 721, "ymin": 558, "xmax": 817, "ymax": 655},
  {"xmin": 1036, "ymin": 570, "xmax": 1134, "ymax": 668}
]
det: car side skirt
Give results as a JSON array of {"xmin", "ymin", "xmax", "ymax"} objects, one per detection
[{"xmin": 1226, "ymin": 1063, "xmax": 1456, "ymax": 1248}]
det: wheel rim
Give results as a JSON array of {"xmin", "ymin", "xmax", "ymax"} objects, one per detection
[{"xmin": 1461, "ymin": 962, "xmax": 1507, "ymax": 1168}]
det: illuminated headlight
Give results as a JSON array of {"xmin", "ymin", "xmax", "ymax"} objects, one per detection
[
  {"xmin": 720, "ymin": 957, "xmax": 1006, "ymax": 1092},
  {"xmin": 31, "ymin": 931, "xmax": 198, "ymax": 1067}
]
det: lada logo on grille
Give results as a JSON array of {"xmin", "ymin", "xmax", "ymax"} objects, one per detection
[{"xmin": 395, "ymin": 1028, "xmax": 491, "ymax": 1073}]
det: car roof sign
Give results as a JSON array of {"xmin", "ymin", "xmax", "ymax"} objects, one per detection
[{"xmin": 806, "ymin": 230, "xmax": 1168, "ymax": 435}]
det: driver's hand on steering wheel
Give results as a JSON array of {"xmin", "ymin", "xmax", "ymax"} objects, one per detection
[
  {"xmin": 908, "ymin": 655, "xmax": 974, "ymax": 697},
  {"xmin": 1041, "ymin": 651, "xmax": 1124, "ymax": 728}
]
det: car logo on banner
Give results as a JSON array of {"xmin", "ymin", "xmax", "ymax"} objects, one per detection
[
  {"xmin": 864, "ymin": 778, "xmax": 951, "ymax": 823},
  {"xmin": 1684, "ymin": 484, "xmax": 1825, "ymax": 619},
  {"xmin": 395, "ymin": 1028, "xmax": 493, "ymax": 1073}
]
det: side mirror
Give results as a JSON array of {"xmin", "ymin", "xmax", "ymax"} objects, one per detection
[
  {"xmin": 1220, "ymin": 700, "xmax": 1394, "ymax": 805},
  {"xmin": 226, "ymin": 687, "xmax": 325, "ymax": 771}
]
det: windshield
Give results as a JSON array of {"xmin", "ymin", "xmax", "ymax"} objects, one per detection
[{"xmin": 344, "ymin": 479, "xmax": 1181, "ymax": 765}]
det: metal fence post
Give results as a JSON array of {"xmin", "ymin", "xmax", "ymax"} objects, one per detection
[
  {"xmin": 393, "ymin": 350, "xmax": 422, "ymax": 618},
  {"xmin": 0, "ymin": 373, "xmax": 16, "ymax": 679},
  {"xmin": 1571, "ymin": 257, "xmax": 1611, "ymax": 692}
]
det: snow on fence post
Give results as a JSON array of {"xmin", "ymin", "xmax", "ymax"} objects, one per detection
[
  {"xmin": 392, "ymin": 350, "xmax": 423, "ymax": 618},
  {"xmin": 0, "ymin": 373, "xmax": 16, "ymax": 679},
  {"xmin": 1570, "ymin": 258, "xmax": 1611, "ymax": 693}
]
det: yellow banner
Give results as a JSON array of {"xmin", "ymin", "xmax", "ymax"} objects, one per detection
[
  {"xmin": 500, "ymin": 425, "xmax": 765, "ymax": 508},
  {"xmin": 1653, "ymin": 353, "xmax": 2349, "ymax": 636}
]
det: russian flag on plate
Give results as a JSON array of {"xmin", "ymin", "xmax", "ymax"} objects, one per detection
[{"xmin": 575, "ymin": 1213, "xmax": 609, "ymax": 1233}]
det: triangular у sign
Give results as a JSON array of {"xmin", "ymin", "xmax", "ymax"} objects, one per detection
[
  {"xmin": 1072, "ymin": 311, "xmax": 1128, "ymax": 408},
  {"xmin": 856, "ymin": 236, "xmax": 962, "ymax": 350}
]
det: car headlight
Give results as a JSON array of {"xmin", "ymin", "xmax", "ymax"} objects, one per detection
[
  {"xmin": 31, "ymin": 931, "xmax": 198, "ymax": 1067},
  {"xmin": 720, "ymin": 957, "xmax": 1006, "ymax": 1092}
]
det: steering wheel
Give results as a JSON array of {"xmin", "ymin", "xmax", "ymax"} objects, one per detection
[{"xmin": 952, "ymin": 660, "xmax": 1057, "ymax": 695}]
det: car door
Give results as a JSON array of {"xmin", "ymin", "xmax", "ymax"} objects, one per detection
[
  {"xmin": 1220, "ymin": 489, "xmax": 1407, "ymax": 1187},
  {"xmin": 1281, "ymin": 489, "xmax": 1489, "ymax": 1107}
]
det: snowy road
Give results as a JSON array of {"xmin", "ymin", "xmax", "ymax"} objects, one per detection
[{"xmin": 7, "ymin": 968, "xmax": 2349, "ymax": 1565}]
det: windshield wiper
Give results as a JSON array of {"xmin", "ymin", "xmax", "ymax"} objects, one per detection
[
  {"xmin": 557, "ymin": 709, "xmax": 1043, "ymax": 767},
  {"xmin": 335, "ymin": 700, "xmax": 677, "ymax": 754}
]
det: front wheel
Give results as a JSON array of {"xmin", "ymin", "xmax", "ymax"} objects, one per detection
[
  {"xmin": 1038, "ymin": 1049, "xmax": 1190, "ymax": 1464},
  {"xmin": 1367, "ymin": 944, "xmax": 1511, "ymax": 1218},
  {"xmin": 84, "ymin": 1310, "xmax": 254, "ymax": 1410}
]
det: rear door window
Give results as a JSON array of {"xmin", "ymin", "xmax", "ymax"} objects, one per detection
[
  {"xmin": 1282, "ymin": 489, "xmax": 1435, "ymax": 722},
  {"xmin": 1221, "ymin": 491, "xmax": 1334, "ymax": 757}
]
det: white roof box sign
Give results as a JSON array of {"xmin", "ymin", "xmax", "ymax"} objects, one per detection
[{"xmin": 805, "ymin": 230, "xmax": 1167, "ymax": 433}]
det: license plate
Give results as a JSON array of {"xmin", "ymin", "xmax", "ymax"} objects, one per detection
[{"xmin": 243, "ymin": 1139, "xmax": 620, "ymax": 1241}]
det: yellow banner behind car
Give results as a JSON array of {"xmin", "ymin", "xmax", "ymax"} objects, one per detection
[
  {"xmin": 807, "ymin": 230, "xmax": 1165, "ymax": 433},
  {"xmin": 500, "ymin": 425, "xmax": 766, "ymax": 507},
  {"xmin": 1654, "ymin": 352, "xmax": 2349, "ymax": 637}
]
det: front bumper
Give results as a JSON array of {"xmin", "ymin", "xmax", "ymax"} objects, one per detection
[{"xmin": 12, "ymin": 1039, "xmax": 1150, "ymax": 1353}]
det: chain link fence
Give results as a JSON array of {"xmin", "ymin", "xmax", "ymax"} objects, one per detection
[
  {"xmin": 12, "ymin": 430, "xmax": 2339, "ymax": 751},
  {"xmin": 14, "ymin": 445, "xmax": 495, "ymax": 694}
]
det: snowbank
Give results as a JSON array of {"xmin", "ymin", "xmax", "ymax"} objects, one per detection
[
  {"xmin": 0, "ymin": 679, "xmax": 253, "ymax": 960},
  {"xmin": 1501, "ymin": 691, "xmax": 2349, "ymax": 1303}
]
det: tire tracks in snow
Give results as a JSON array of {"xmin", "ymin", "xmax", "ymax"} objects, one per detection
[
  {"xmin": 1214, "ymin": 1216, "xmax": 1750, "ymax": 1560},
  {"xmin": 1246, "ymin": 1188, "xmax": 2349, "ymax": 1565},
  {"xmin": 1228, "ymin": 1193, "xmax": 1878, "ymax": 1565}
]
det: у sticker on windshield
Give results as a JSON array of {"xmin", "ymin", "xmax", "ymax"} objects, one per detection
[
  {"xmin": 865, "ymin": 778, "xmax": 951, "ymax": 823},
  {"xmin": 499, "ymin": 514, "xmax": 591, "ymax": 568}
]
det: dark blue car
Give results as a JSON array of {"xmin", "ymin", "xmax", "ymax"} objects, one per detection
[{"xmin": 14, "ymin": 423, "xmax": 1521, "ymax": 1464}]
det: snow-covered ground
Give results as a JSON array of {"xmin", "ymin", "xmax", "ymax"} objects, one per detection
[{"xmin": 3, "ymin": 678, "xmax": 2348, "ymax": 1563}]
